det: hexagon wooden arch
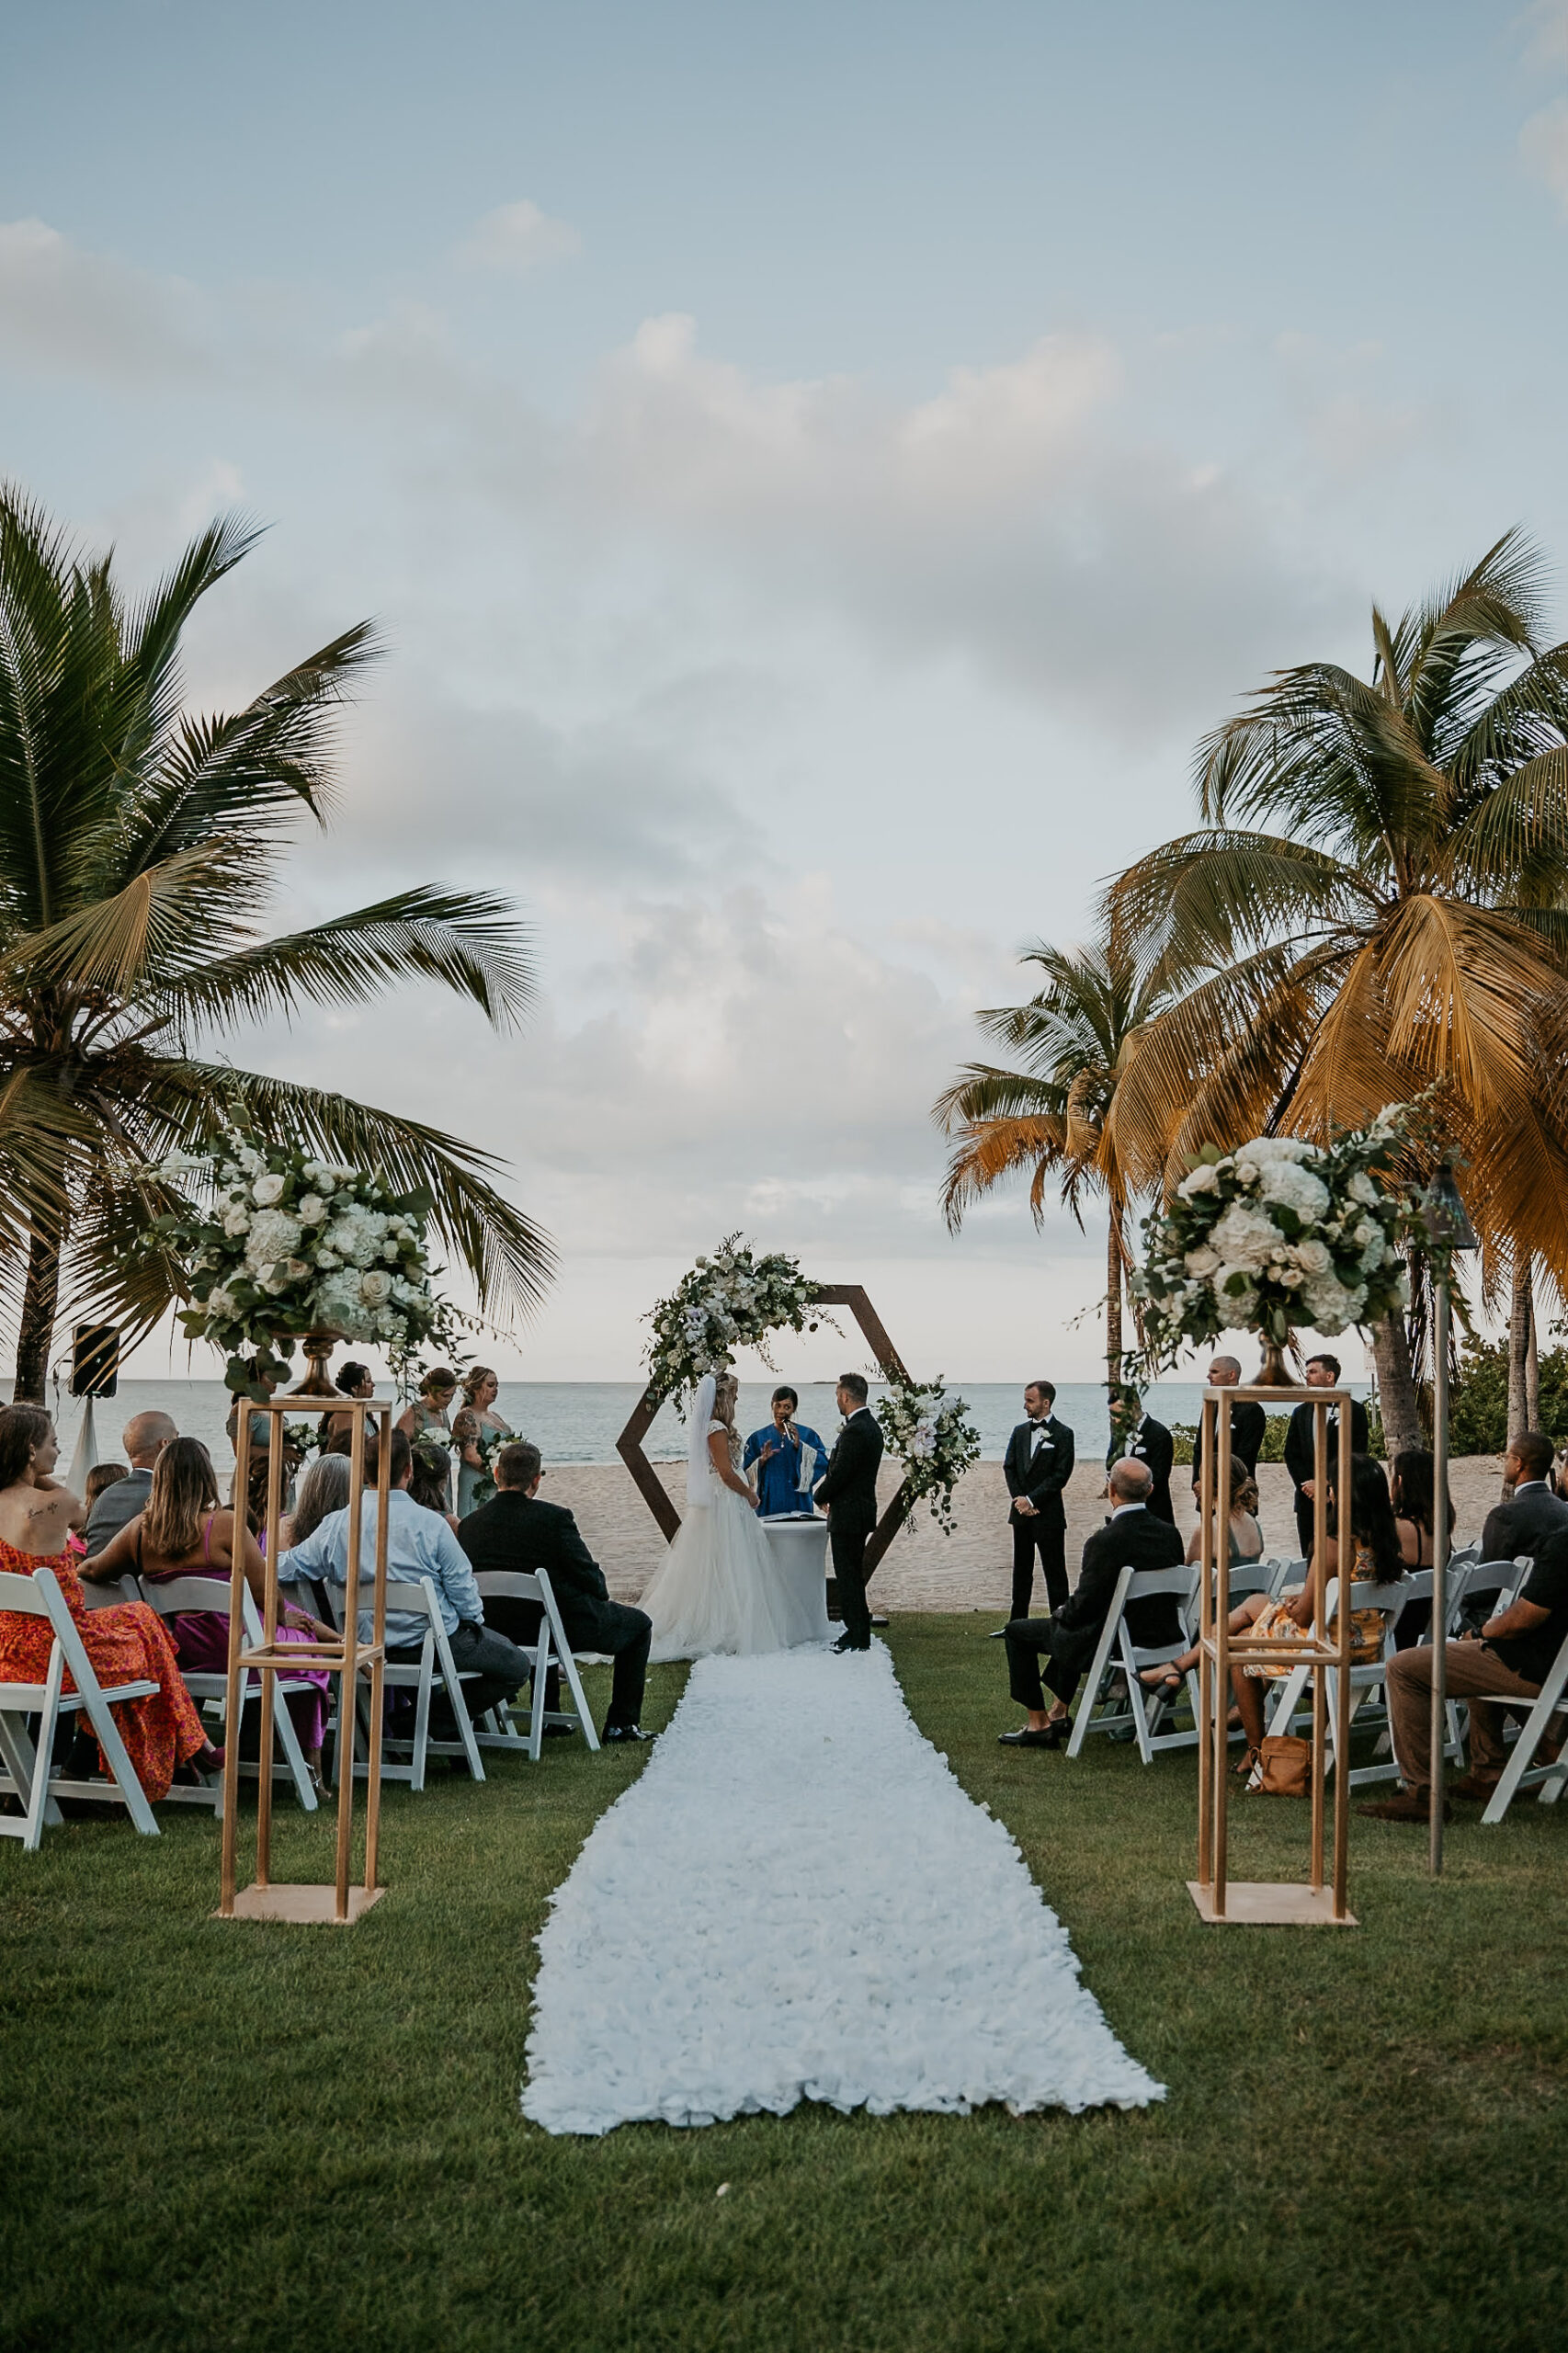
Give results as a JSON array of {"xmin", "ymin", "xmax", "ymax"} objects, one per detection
[{"xmin": 615, "ymin": 1284, "xmax": 915, "ymax": 1576}]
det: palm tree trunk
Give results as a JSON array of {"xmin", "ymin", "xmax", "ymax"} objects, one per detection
[
  {"xmin": 1105, "ymin": 1212, "xmax": 1123, "ymax": 1403},
  {"xmin": 1508, "ymin": 1256, "xmax": 1534, "ymax": 1451},
  {"xmin": 13, "ymin": 1224, "xmax": 61, "ymax": 1404},
  {"xmin": 1369, "ymin": 1311, "xmax": 1421, "ymax": 1458}
]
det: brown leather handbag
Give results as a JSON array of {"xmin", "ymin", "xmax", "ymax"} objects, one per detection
[{"xmin": 1256, "ymin": 1734, "xmax": 1311, "ymax": 1796}]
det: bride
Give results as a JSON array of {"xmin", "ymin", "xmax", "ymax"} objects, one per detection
[{"xmin": 642, "ymin": 1372, "xmax": 804, "ymax": 1662}]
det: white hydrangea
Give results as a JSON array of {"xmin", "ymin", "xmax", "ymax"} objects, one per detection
[
  {"xmin": 1214, "ymin": 1270, "xmax": 1260, "ymax": 1326},
  {"xmin": 1209, "ymin": 1200, "xmax": 1286, "ymax": 1274},
  {"xmin": 244, "ymin": 1208, "xmax": 304, "ymax": 1269},
  {"xmin": 252, "ymin": 1172, "xmax": 286, "ymax": 1207},
  {"xmin": 1257, "ymin": 1161, "xmax": 1331, "ymax": 1221},
  {"xmin": 1301, "ymin": 1272, "xmax": 1366, "ymax": 1331}
]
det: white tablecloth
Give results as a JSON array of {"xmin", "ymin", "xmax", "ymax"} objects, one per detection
[{"xmin": 760, "ymin": 1515, "xmax": 832, "ymax": 1646}]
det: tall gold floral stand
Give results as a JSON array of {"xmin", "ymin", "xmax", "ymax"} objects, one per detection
[
  {"xmin": 218, "ymin": 1395, "xmax": 392, "ymax": 1926},
  {"xmin": 1188, "ymin": 1381, "xmax": 1358, "ymax": 1927}
]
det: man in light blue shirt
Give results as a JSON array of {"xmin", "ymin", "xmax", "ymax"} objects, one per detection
[{"xmin": 279, "ymin": 1428, "xmax": 529, "ymax": 1725}]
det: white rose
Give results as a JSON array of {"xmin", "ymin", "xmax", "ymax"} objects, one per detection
[
  {"xmin": 1293, "ymin": 1237, "xmax": 1333, "ymax": 1276},
  {"xmin": 1177, "ymin": 1163, "xmax": 1222, "ymax": 1198},
  {"xmin": 1184, "ymin": 1245, "xmax": 1222, "ymax": 1278},
  {"xmin": 381, "ymin": 1240, "xmax": 400, "ymax": 1261},
  {"xmin": 315, "ymin": 1246, "xmax": 340, "ymax": 1269},
  {"xmin": 205, "ymin": 1286, "xmax": 237, "ymax": 1320},
  {"xmin": 222, "ymin": 1202, "xmax": 253, "ymax": 1236},
  {"xmin": 297, "ymin": 1194, "xmax": 327, "ymax": 1225},
  {"xmin": 1347, "ymin": 1172, "xmax": 1378, "ymax": 1206},
  {"xmin": 252, "ymin": 1172, "xmax": 286, "ymax": 1207},
  {"xmin": 359, "ymin": 1268, "xmax": 393, "ymax": 1307}
]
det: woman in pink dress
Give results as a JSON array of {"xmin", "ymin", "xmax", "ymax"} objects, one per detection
[{"xmin": 0, "ymin": 1404, "xmax": 218, "ymax": 1801}]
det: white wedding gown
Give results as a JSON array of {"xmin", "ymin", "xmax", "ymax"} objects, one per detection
[{"xmin": 642, "ymin": 1421, "xmax": 805, "ymax": 1663}]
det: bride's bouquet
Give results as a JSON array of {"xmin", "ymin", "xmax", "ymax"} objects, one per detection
[
  {"xmin": 1132, "ymin": 1108, "xmax": 1414, "ymax": 1371},
  {"xmin": 876, "ymin": 1376, "xmax": 981, "ymax": 1534}
]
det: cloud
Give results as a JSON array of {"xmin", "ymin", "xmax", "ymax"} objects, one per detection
[
  {"xmin": 456, "ymin": 199, "xmax": 581, "ymax": 274},
  {"xmin": 0, "ymin": 217, "xmax": 206, "ymax": 380},
  {"xmin": 1521, "ymin": 95, "xmax": 1568, "ymax": 210}
]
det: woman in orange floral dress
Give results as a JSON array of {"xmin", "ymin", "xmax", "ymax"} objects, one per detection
[{"xmin": 0, "ymin": 1403, "xmax": 220, "ymax": 1802}]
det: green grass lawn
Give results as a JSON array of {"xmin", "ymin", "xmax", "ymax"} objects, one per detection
[{"xmin": 3, "ymin": 1617, "xmax": 1565, "ymax": 2352}]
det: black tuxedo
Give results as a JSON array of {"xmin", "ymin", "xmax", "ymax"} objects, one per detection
[
  {"xmin": 1283, "ymin": 1396, "xmax": 1370, "ymax": 1557},
  {"xmin": 815, "ymin": 1407, "xmax": 884, "ymax": 1648},
  {"xmin": 1106, "ymin": 1416, "xmax": 1175, "ymax": 1525},
  {"xmin": 457, "ymin": 1490, "xmax": 652, "ymax": 1731},
  {"xmin": 1005, "ymin": 1506, "xmax": 1187, "ymax": 1713},
  {"xmin": 1190, "ymin": 1398, "xmax": 1267, "ymax": 1488},
  {"xmin": 1004, "ymin": 1415, "xmax": 1075, "ymax": 1615}
]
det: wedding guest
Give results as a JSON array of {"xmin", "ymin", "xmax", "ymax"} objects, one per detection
[
  {"xmin": 320, "ymin": 1360, "xmax": 374, "ymax": 1448},
  {"xmin": 1190, "ymin": 1355, "xmax": 1267, "ymax": 1500},
  {"xmin": 84, "ymin": 1410, "xmax": 177, "ymax": 1548},
  {"xmin": 1150, "ymin": 1454, "xmax": 1403, "ymax": 1774},
  {"xmin": 458, "ymin": 1440, "xmax": 654, "ymax": 1745},
  {"xmin": 1363, "ymin": 1518, "xmax": 1568, "ymax": 1820},
  {"xmin": 1002, "ymin": 1381, "xmax": 1075, "ymax": 1619},
  {"xmin": 279, "ymin": 1451, "xmax": 353, "ymax": 1552},
  {"xmin": 224, "ymin": 1360, "xmax": 281, "ymax": 1456},
  {"xmin": 278, "ymin": 1428, "xmax": 530, "ymax": 1728},
  {"xmin": 1182, "ymin": 1458, "xmax": 1264, "ymax": 1569},
  {"xmin": 744, "ymin": 1387, "xmax": 831, "ymax": 1518},
  {"xmin": 83, "ymin": 1437, "xmax": 334, "ymax": 1786},
  {"xmin": 85, "ymin": 1461, "xmax": 130, "ymax": 1515},
  {"xmin": 1478, "ymin": 1432, "xmax": 1568, "ymax": 1564},
  {"xmin": 1283, "ymin": 1356, "xmax": 1369, "ymax": 1557},
  {"xmin": 999, "ymin": 1458, "xmax": 1183, "ymax": 1746},
  {"xmin": 815, "ymin": 1375, "xmax": 885, "ymax": 1654},
  {"xmin": 410, "ymin": 1436, "xmax": 460, "ymax": 1530},
  {"xmin": 456, "ymin": 1367, "xmax": 513, "ymax": 1518},
  {"xmin": 1105, "ymin": 1386, "xmax": 1175, "ymax": 1524},
  {"xmin": 0, "ymin": 1404, "xmax": 222, "ymax": 1797}
]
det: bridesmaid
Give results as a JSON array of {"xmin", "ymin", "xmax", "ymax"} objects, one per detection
[
  {"xmin": 455, "ymin": 1365, "xmax": 513, "ymax": 1518},
  {"xmin": 396, "ymin": 1367, "xmax": 459, "ymax": 1507},
  {"xmin": 0, "ymin": 1404, "xmax": 221, "ymax": 1799}
]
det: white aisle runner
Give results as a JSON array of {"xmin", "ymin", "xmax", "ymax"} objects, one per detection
[{"xmin": 522, "ymin": 1643, "xmax": 1164, "ymax": 2135}]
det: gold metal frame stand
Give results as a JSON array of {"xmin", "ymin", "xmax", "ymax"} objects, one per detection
[
  {"xmin": 1187, "ymin": 1382, "xmax": 1358, "ymax": 1927},
  {"xmin": 217, "ymin": 1397, "xmax": 392, "ymax": 1925}
]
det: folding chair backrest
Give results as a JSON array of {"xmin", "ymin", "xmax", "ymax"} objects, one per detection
[
  {"xmin": 1124, "ymin": 1566, "xmax": 1196, "ymax": 1601},
  {"xmin": 471, "ymin": 1569, "xmax": 547, "ymax": 1605},
  {"xmin": 139, "ymin": 1574, "xmax": 233, "ymax": 1620},
  {"xmin": 0, "ymin": 1569, "xmax": 48, "ymax": 1618},
  {"xmin": 79, "ymin": 1572, "xmax": 141, "ymax": 1609}
]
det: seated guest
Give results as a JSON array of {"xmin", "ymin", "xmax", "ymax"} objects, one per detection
[
  {"xmin": 1480, "ymin": 1431, "xmax": 1568, "ymax": 1564},
  {"xmin": 1362, "ymin": 1520, "xmax": 1568, "ymax": 1819},
  {"xmin": 279, "ymin": 1429, "xmax": 529, "ymax": 1728},
  {"xmin": 409, "ymin": 1436, "xmax": 460, "ymax": 1531},
  {"xmin": 1000, "ymin": 1458, "xmax": 1185, "ymax": 1747},
  {"xmin": 1105, "ymin": 1387, "xmax": 1175, "ymax": 1524},
  {"xmin": 1385, "ymin": 1449, "xmax": 1455, "ymax": 1647},
  {"xmin": 1183, "ymin": 1458, "xmax": 1264, "ymax": 1569},
  {"xmin": 743, "ymin": 1387, "xmax": 831, "ymax": 1518},
  {"xmin": 278, "ymin": 1451, "xmax": 353, "ymax": 1552},
  {"xmin": 84, "ymin": 1410, "xmax": 177, "ymax": 1547},
  {"xmin": 84, "ymin": 1437, "xmax": 335, "ymax": 1786},
  {"xmin": 458, "ymin": 1442, "xmax": 654, "ymax": 1745},
  {"xmin": 1147, "ymin": 1454, "xmax": 1403, "ymax": 1773},
  {"xmin": 85, "ymin": 1461, "xmax": 131, "ymax": 1517}
]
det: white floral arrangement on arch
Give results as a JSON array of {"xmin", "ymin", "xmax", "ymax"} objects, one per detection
[
  {"xmin": 144, "ymin": 1131, "xmax": 446, "ymax": 1398},
  {"xmin": 875, "ymin": 1375, "xmax": 981, "ymax": 1535},
  {"xmin": 1131, "ymin": 1108, "xmax": 1414, "ymax": 1372},
  {"xmin": 644, "ymin": 1234, "xmax": 831, "ymax": 1409}
]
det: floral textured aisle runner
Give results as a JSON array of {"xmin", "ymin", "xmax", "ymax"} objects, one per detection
[{"xmin": 521, "ymin": 1643, "xmax": 1164, "ymax": 2135}]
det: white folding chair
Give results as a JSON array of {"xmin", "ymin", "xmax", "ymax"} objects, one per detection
[
  {"xmin": 78, "ymin": 1572, "xmax": 143, "ymax": 1609},
  {"xmin": 1065, "ymin": 1565, "xmax": 1198, "ymax": 1762},
  {"xmin": 470, "ymin": 1569, "xmax": 601, "ymax": 1758},
  {"xmin": 0, "ymin": 1566, "xmax": 160, "ymax": 1848},
  {"xmin": 1263, "ymin": 1576, "xmax": 1444, "ymax": 1783},
  {"xmin": 1480, "ymin": 1623, "xmax": 1568, "ymax": 1824},
  {"xmin": 137, "ymin": 1575, "xmax": 318, "ymax": 1817},
  {"xmin": 327, "ymin": 1574, "xmax": 485, "ymax": 1791}
]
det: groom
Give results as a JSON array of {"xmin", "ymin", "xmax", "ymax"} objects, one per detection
[{"xmin": 814, "ymin": 1372, "xmax": 884, "ymax": 1653}]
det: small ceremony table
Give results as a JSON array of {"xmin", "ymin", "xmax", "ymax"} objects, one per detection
[{"xmin": 760, "ymin": 1515, "xmax": 833, "ymax": 1647}]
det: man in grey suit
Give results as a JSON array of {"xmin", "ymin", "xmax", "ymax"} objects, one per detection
[{"xmin": 83, "ymin": 1410, "xmax": 177, "ymax": 1547}]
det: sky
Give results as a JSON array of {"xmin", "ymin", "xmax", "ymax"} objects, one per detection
[{"xmin": 4, "ymin": 0, "xmax": 1568, "ymax": 1383}]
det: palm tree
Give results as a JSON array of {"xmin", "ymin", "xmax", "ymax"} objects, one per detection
[
  {"xmin": 0, "ymin": 491, "xmax": 552, "ymax": 1401},
  {"xmin": 933, "ymin": 929, "xmax": 1166, "ymax": 1401},
  {"xmin": 1104, "ymin": 531, "xmax": 1568, "ymax": 1451}
]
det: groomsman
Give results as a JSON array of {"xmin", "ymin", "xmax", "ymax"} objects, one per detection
[
  {"xmin": 1003, "ymin": 1381, "xmax": 1075, "ymax": 1619},
  {"xmin": 1189, "ymin": 1353, "xmax": 1267, "ymax": 1502},
  {"xmin": 1106, "ymin": 1387, "xmax": 1175, "ymax": 1524},
  {"xmin": 1283, "ymin": 1353, "xmax": 1369, "ymax": 1557}
]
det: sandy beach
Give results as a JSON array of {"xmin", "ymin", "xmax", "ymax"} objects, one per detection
[{"xmin": 550, "ymin": 1455, "xmax": 1510, "ymax": 1614}]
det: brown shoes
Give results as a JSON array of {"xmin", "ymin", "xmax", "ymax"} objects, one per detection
[
  {"xmin": 1356, "ymin": 1789, "xmax": 1452, "ymax": 1824},
  {"xmin": 1447, "ymin": 1772, "xmax": 1502, "ymax": 1802}
]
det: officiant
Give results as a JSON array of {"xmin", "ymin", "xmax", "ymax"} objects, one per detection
[{"xmin": 744, "ymin": 1387, "xmax": 830, "ymax": 1517}]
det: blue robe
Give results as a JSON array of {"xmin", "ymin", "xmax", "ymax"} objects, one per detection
[{"xmin": 743, "ymin": 1422, "xmax": 828, "ymax": 1518}]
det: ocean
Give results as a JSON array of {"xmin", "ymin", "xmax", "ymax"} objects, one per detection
[{"xmin": 37, "ymin": 1376, "xmax": 1370, "ymax": 1473}]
